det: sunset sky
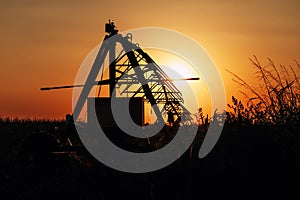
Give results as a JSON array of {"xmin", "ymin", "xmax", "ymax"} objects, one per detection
[{"xmin": 0, "ymin": 0, "xmax": 299, "ymax": 119}]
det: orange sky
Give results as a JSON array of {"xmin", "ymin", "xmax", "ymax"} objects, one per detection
[{"xmin": 0, "ymin": 0, "xmax": 299, "ymax": 119}]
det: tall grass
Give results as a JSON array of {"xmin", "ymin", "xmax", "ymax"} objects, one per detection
[{"xmin": 226, "ymin": 56, "xmax": 300, "ymax": 126}]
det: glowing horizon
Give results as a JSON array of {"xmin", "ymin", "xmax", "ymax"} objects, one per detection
[{"xmin": 0, "ymin": 1, "xmax": 299, "ymax": 119}]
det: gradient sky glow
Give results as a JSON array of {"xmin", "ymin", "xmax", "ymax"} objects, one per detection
[{"xmin": 0, "ymin": 0, "xmax": 299, "ymax": 119}]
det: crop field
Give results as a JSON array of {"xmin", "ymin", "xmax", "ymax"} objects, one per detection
[{"xmin": 1, "ymin": 59, "xmax": 300, "ymax": 198}]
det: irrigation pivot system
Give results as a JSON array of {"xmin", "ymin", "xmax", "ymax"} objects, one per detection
[{"xmin": 41, "ymin": 20, "xmax": 199, "ymax": 129}]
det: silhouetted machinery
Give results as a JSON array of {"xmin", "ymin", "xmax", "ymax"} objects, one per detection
[{"xmin": 41, "ymin": 20, "xmax": 198, "ymax": 131}]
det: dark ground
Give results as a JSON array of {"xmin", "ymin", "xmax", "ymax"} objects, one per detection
[{"xmin": 1, "ymin": 119, "xmax": 300, "ymax": 199}]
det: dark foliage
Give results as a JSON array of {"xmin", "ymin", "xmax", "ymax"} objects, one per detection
[{"xmin": 1, "ymin": 57, "xmax": 300, "ymax": 198}]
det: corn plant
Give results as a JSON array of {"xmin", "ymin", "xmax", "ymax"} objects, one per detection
[{"xmin": 226, "ymin": 56, "xmax": 300, "ymax": 126}]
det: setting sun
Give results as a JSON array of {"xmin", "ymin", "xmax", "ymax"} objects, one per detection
[{"xmin": 149, "ymin": 50, "xmax": 212, "ymax": 117}]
